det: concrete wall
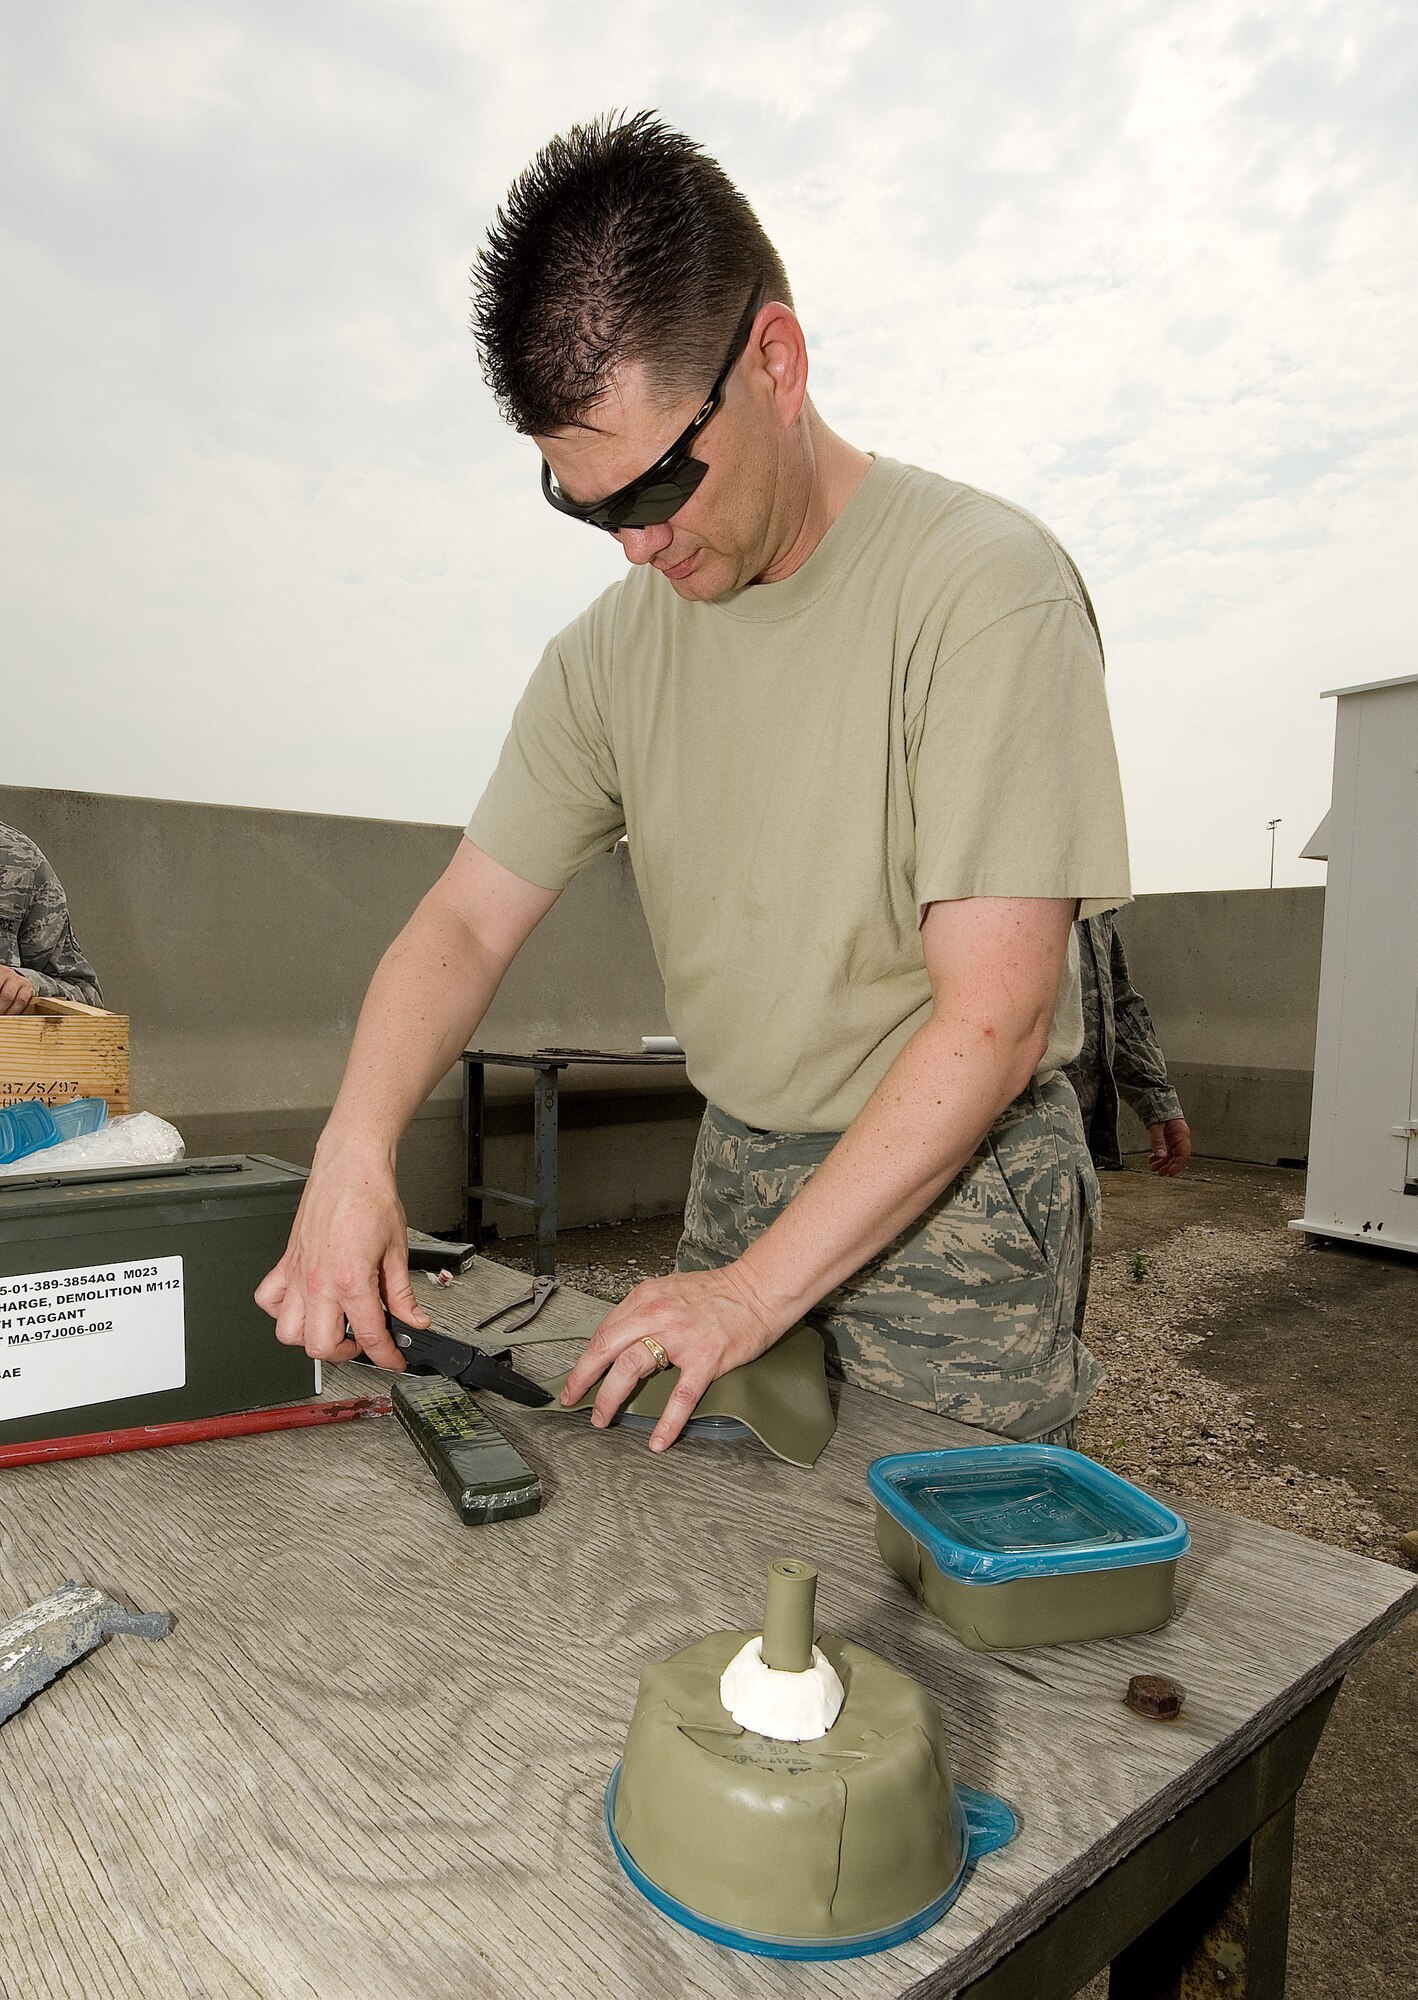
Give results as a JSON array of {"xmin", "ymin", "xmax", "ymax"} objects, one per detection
[
  {"xmin": 2, "ymin": 790, "xmax": 1326, "ymax": 1235},
  {"xmin": 0, "ymin": 786, "xmax": 702, "ymax": 1233},
  {"xmin": 1114, "ymin": 888, "xmax": 1325, "ymax": 1164}
]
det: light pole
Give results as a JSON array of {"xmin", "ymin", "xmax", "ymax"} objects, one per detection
[{"xmin": 1267, "ymin": 818, "xmax": 1282, "ymax": 890}]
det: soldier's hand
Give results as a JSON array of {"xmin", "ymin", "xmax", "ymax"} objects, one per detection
[
  {"xmin": 254, "ymin": 1135, "xmax": 430, "ymax": 1368},
  {"xmin": 0, "ymin": 966, "xmax": 36, "ymax": 1015},
  {"xmin": 1147, "ymin": 1118, "xmax": 1192, "ymax": 1177},
  {"xmin": 560, "ymin": 1262, "xmax": 782, "ymax": 1453}
]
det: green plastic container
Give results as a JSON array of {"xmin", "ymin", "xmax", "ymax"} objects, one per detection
[
  {"xmin": 0, "ymin": 1155, "xmax": 314, "ymax": 1448},
  {"xmin": 870, "ymin": 1446, "xmax": 1189, "ymax": 1652}
]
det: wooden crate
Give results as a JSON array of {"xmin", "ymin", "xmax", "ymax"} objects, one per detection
[{"xmin": 0, "ymin": 998, "xmax": 130, "ymax": 1113}]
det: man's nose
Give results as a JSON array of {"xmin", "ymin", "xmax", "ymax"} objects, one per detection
[{"xmin": 617, "ymin": 523, "xmax": 675, "ymax": 565}]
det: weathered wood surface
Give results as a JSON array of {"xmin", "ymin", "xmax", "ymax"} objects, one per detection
[{"xmin": 0, "ymin": 1262, "xmax": 1412, "ymax": 2000}]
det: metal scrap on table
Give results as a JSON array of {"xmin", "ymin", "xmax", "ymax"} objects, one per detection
[{"xmin": 1, "ymin": 1581, "xmax": 173, "ymax": 1724}]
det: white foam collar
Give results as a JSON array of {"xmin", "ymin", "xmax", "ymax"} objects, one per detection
[{"xmin": 719, "ymin": 1636, "xmax": 845, "ymax": 1742}]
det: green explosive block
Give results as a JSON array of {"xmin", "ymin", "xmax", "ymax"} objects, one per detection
[{"xmin": 392, "ymin": 1373, "xmax": 542, "ymax": 1525}]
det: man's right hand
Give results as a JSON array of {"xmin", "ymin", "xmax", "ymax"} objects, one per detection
[
  {"xmin": 0, "ymin": 966, "xmax": 36, "ymax": 1015},
  {"xmin": 254, "ymin": 1138, "xmax": 431, "ymax": 1369}
]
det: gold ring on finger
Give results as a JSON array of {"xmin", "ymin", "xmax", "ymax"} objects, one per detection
[{"xmin": 640, "ymin": 1336, "xmax": 670, "ymax": 1373}]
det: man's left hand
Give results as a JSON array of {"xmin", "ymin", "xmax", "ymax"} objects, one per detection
[
  {"xmin": 0, "ymin": 966, "xmax": 36, "ymax": 1015},
  {"xmin": 1147, "ymin": 1117, "xmax": 1192, "ymax": 1177},
  {"xmin": 559, "ymin": 1263, "xmax": 782, "ymax": 1453}
]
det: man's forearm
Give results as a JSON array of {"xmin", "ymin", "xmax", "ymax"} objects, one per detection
[
  {"xmin": 259, "ymin": 841, "xmax": 556, "ymax": 1370},
  {"xmin": 736, "ymin": 1010, "xmax": 1045, "ymax": 1327},
  {"xmin": 319, "ymin": 896, "xmax": 506, "ymax": 1161},
  {"xmin": 558, "ymin": 897, "xmax": 1074, "ymax": 1451}
]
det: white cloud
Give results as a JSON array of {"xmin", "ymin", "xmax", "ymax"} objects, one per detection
[{"xmin": 2, "ymin": 0, "xmax": 1414, "ymax": 891}]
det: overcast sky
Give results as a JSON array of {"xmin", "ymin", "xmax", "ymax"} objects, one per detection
[{"xmin": 4, "ymin": 1, "xmax": 1414, "ymax": 892}]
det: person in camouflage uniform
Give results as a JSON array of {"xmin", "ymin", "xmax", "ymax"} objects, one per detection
[
  {"xmin": 1064, "ymin": 910, "xmax": 1189, "ymax": 1346},
  {"xmin": 1065, "ymin": 911, "xmax": 1189, "ymax": 1176},
  {"xmin": 676, "ymin": 1079, "xmax": 1100, "ymax": 1445},
  {"xmin": 0, "ymin": 822, "xmax": 103, "ymax": 1014}
]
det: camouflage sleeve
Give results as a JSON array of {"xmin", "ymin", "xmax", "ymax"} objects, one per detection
[
  {"xmin": 1108, "ymin": 927, "xmax": 1182, "ymax": 1128},
  {"xmin": 15, "ymin": 852, "xmax": 104, "ymax": 1007}
]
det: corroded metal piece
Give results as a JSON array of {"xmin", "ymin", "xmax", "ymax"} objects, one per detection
[
  {"xmin": 1125, "ymin": 1672, "xmax": 1185, "ymax": 1721},
  {"xmin": 1, "ymin": 1581, "xmax": 172, "ymax": 1723}
]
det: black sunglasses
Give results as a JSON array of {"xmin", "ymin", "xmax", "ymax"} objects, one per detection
[{"xmin": 540, "ymin": 286, "xmax": 765, "ymax": 533}]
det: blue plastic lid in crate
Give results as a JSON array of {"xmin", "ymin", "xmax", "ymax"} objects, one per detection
[
  {"xmin": 0, "ymin": 1096, "xmax": 108, "ymax": 1167},
  {"xmin": 868, "ymin": 1445, "xmax": 1189, "ymax": 1585}
]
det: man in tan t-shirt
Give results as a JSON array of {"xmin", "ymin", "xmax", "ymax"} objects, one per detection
[{"xmin": 258, "ymin": 112, "xmax": 1131, "ymax": 1451}]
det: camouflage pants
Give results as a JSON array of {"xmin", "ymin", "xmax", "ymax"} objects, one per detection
[{"xmin": 676, "ymin": 1075, "xmax": 1102, "ymax": 1442}]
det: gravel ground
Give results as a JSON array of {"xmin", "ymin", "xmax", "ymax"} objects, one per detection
[
  {"xmin": 491, "ymin": 1213, "xmax": 686, "ymax": 1313},
  {"xmin": 1076, "ymin": 1209, "xmax": 1398, "ymax": 1562}
]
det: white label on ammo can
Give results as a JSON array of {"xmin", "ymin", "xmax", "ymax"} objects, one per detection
[{"xmin": 0, "ymin": 1256, "xmax": 186, "ymax": 1421}]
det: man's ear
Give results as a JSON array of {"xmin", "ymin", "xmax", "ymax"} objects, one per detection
[{"xmin": 750, "ymin": 302, "xmax": 809, "ymax": 429}]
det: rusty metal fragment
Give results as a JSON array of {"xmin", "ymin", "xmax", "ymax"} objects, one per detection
[{"xmin": 1125, "ymin": 1672, "xmax": 1185, "ymax": 1720}]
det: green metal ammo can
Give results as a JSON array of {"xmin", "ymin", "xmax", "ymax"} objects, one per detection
[{"xmin": 0, "ymin": 1155, "xmax": 315, "ymax": 1449}]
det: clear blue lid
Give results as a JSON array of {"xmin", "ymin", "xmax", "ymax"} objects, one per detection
[
  {"xmin": 0, "ymin": 1100, "xmax": 62, "ymax": 1165},
  {"xmin": 49, "ymin": 1096, "xmax": 108, "ymax": 1141},
  {"xmin": 868, "ymin": 1445, "xmax": 1189, "ymax": 1583},
  {"xmin": 0, "ymin": 1097, "xmax": 109, "ymax": 1165}
]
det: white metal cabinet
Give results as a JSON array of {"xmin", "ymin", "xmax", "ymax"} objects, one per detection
[{"xmin": 1293, "ymin": 673, "xmax": 1418, "ymax": 1254}]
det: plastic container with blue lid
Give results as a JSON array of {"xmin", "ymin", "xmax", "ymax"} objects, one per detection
[
  {"xmin": 869, "ymin": 1445, "xmax": 1190, "ymax": 1652},
  {"xmin": 0, "ymin": 1096, "xmax": 108, "ymax": 1166}
]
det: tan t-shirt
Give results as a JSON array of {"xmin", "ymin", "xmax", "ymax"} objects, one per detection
[{"xmin": 468, "ymin": 456, "xmax": 1131, "ymax": 1132}]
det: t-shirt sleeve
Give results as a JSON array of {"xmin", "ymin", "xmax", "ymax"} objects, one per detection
[
  {"xmin": 908, "ymin": 593, "xmax": 1131, "ymax": 919},
  {"xmin": 465, "ymin": 602, "xmax": 625, "ymax": 893}
]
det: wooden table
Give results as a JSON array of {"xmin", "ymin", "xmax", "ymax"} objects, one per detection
[
  {"xmin": 1, "ymin": 1259, "xmax": 1412, "ymax": 2000},
  {"xmin": 460, "ymin": 1046, "xmax": 688, "ymax": 1275}
]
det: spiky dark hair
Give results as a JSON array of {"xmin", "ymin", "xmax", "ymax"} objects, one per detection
[{"xmin": 471, "ymin": 110, "xmax": 792, "ymax": 434}]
